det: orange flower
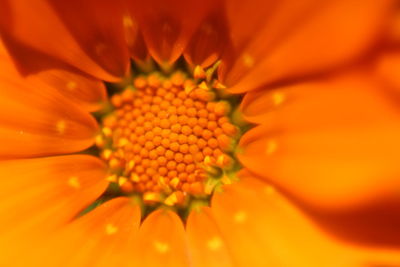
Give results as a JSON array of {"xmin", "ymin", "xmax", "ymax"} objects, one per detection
[{"xmin": 0, "ymin": 0, "xmax": 400, "ymax": 266}]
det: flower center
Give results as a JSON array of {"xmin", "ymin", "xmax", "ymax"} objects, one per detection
[{"xmin": 96, "ymin": 68, "xmax": 241, "ymax": 208}]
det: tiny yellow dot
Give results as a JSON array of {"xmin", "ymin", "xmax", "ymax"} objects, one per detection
[
  {"xmin": 66, "ymin": 81, "xmax": 77, "ymax": 90},
  {"xmin": 123, "ymin": 15, "xmax": 134, "ymax": 28},
  {"xmin": 207, "ymin": 236, "xmax": 222, "ymax": 251},
  {"xmin": 242, "ymin": 53, "xmax": 255, "ymax": 68},
  {"xmin": 154, "ymin": 241, "xmax": 169, "ymax": 254},
  {"xmin": 234, "ymin": 211, "xmax": 247, "ymax": 224},
  {"xmin": 272, "ymin": 92, "xmax": 285, "ymax": 106},
  {"xmin": 105, "ymin": 223, "xmax": 118, "ymax": 235},
  {"xmin": 67, "ymin": 176, "xmax": 80, "ymax": 189},
  {"xmin": 56, "ymin": 120, "xmax": 67, "ymax": 134},
  {"xmin": 264, "ymin": 185, "xmax": 275, "ymax": 195},
  {"xmin": 265, "ymin": 140, "xmax": 278, "ymax": 155}
]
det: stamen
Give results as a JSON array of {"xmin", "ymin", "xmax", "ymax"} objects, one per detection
[{"xmin": 193, "ymin": 65, "xmax": 206, "ymax": 80}]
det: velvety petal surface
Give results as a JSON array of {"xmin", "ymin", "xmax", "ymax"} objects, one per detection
[
  {"xmin": 35, "ymin": 197, "xmax": 141, "ymax": 267},
  {"xmin": 387, "ymin": 3, "xmax": 400, "ymax": 43},
  {"xmin": 130, "ymin": 209, "xmax": 190, "ymax": 267},
  {"xmin": 375, "ymin": 50, "xmax": 400, "ymax": 91},
  {"xmin": 220, "ymin": 0, "xmax": 395, "ymax": 93},
  {"xmin": 186, "ymin": 207, "xmax": 234, "ymax": 267},
  {"xmin": 0, "ymin": 155, "xmax": 108, "ymax": 266},
  {"xmin": 239, "ymin": 71, "xmax": 400, "ymax": 209},
  {"xmin": 31, "ymin": 68, "xmax": 107, "ymax": 112},
  {"xmin": 124, "ymin": 0, "xmax": 217, "ymax": 65},
  {"xmin": 210, "ymin": 174, "xmax": 400, "ymax": 267},
  {"xmin": 183, "ymin": 1, "xmax": 229, "ymax": 68},
  {"xmin": 0, "ymin": 54, "xmax": 98, "ymax": 158},
  {"xmin": 0, "ymin": 0, "xmax": 129, "ymax": 81},
  {"xmin": 47, "ymin": 0, "xmax": 130, "ymax": 79}
]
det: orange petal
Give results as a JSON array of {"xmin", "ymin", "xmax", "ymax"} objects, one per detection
[
  {"xmin": 211, "ymin": 174, "xmax": 400, "ymax": 267},
  {"xmin": 0, "ymin": 55, "xmax": 98, "ymax": 158},
  {"xmin": 0, "ymin": 0, "xmax": 129, "ymax": 81},
  {"xmin": 239, "ymin": 72, "xmax": 400, "ymax": 209},
  {"xmin": 375, "ymin": 50, "xmax": 400, "ymax": 91},
  {"xmin": 124, "ymin": 0, "xmax": 216, "ymax": 65},
  {"xmin": 131, "ymin": 209, "xmax": 190, "ymax": 267},
  {"xmin": 29, "ymin": 198, "xmax": 141, "ymax": 267},
  {"xmin": 0, "ymin": 155, "xmax": 108, "ymax": 266},
  {"xmin": 186, "ymin": 207, "xmax": 234, "ymax": 267},
  {"xmin": 48, "ymin": 0, "xmax": 130, "ymax": 79},
  {"xmin": 220, "ymin": 0, "xmax": 395, "ymax": 93},
  {"xmin": 183, "ymin": 2, "xmax": 229, "ymax": 68},
  {"xmin": 0, "ymin": 155, "xmax": 108, "ymax": 231},
  {"xmin": 119, "ymin": 11, "xmax": 150, "ymax": 64},
  {"xmin": 31, "ymin": 68, "xmax": 107, "ymax": 112},
  {"xmin": 0, "ymin": 39, "xmax": 107, "ymax": 109},
  {"xmin": 387, "ymin": 4, "xmax": 400, "ymax": 44},
  {"xmin": 307, "ymin": 196, "xmax": 400, "ymax": 247}
]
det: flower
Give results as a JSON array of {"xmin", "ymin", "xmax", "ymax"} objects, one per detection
[{"xmin": 1, "ymin": 0, "xmax": 400, "ymax": 266}]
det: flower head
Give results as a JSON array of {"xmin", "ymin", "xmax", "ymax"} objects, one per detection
[{"xmin": 1, "ymin": 0, "xmax": 400, "ymax": 266}]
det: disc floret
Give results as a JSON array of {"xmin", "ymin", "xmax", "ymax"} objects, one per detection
[{"xmin": 96, "ymin": 67, "xmax": 240, "ymax": 207}]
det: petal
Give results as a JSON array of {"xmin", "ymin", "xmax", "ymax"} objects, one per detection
[
  {"xmin": 186, "ymin": 207, "xmax": 234, "ymax": 267},
  {"xmin": 220, "ymin": 0, "xmax": 395, "ymax": 93},
  {"xmin": 308, "ymin": 197, "xmax": 400, "ymax": 247},
  {"xmin": 120, "ymin": 12, "xmax": 150, "ymax": 64},
  {"xmin": 31, "ymin": 68, "xmax": 107, "ymax": 112},
  {"xmin": 124, "ymin": 0, "xmax": 216, "ymax": 65},
  {"xmin": 387, "ymin": 3, "xmax": 400, "ymax": 44},
  {"xmin": 375, "ymin": 50, "xmax": 400, "ymax": 91},
  {"xmin": 35, "ymin": 198, "xmax": 141, "ymax": 267},
  {"xmin": 0, "ymin": 155, "xmax": 108, "ymax": 231},
  {"xmin": 47, "ymin": 0, "xmax": 130, "ymax": 78},
  {"xmin": 0, "ymin": 155, "xmax": 108, "ymax": 265},
  {"xmin": 211, "ymin": 174, "xmax": 400, "ymax": 267},
  {"xmin": 0, "ymin": 0, "xmax": 128, "ymax": 81},
  {"xmin": 239, "ymin": 72, "xmax": 400, "ymax": 209},
  {"xmin": 131, "ymin": 209, "xmax": 189, "ymax": 267},
  {"xmin": 183, "ymin": 2, "xmax": 230, "ymax": 68},
  {"xmin": 0, "ymin": 55, "xmax": 98, "ymax": 158}
]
